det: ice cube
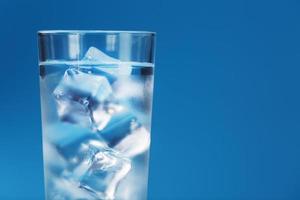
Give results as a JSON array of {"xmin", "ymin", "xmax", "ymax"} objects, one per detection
[
  {"xmin": 99, "ymin": 110, "xmax": 151, "ymax": 157},
  {"xmin": 44, "ymin": 123, "xmax": 103, "ymax": 167},
  {"xmin": 79, "ymin": 66, "xmax": 117, "ymax": 84},
  {"xmin": 43, "ymin": 141, "xmax": 67, "ymax": 176},
  {"xmin": 83, "ymin": 46, "xmax": 132, "ymax": 76},
  {"xmin": 53, "ymin": 68, "xmax": 113, "ymax": 131},
  {"xmin": 112, "ymin": 76, "xmax": 153, "ymax": 128},
  {"xmin": 114, "ymin": 126, "xmax": 151, "ymax": 158},
  {"xmin": 45, "ymin": 125, "xmax": 132, "ymax": 199},
  {"xmin": 113, "ymin": 77, "xmax": 144, "ymax": 101},
  {"xmin": 55, "ymin": 98, "xmax": 92, "ymax": 129},
  {"xmin": 71, "ymin": 139, "xmax": 108, "ymax": 179},
  {"xmin": 79, "ymin": 145, "xmax": 131, "ymax": 199},
  {"xmin": 99, "ymin": 110, "xmax": 137, "ymax": 147},
  {"xmin": 83, "ymin": 46, "xmax": 120, "ymax": 64},
  {"xmin": 92, "ymin": 103, "xmax": 123, "ymax": 132},
  {"xmin": 54, "ymin": 68, "xmax": 112, "ymax": 104},
  {"xmin": 47, "ymin": 176, "xmax": 96, "ymax": 200}
]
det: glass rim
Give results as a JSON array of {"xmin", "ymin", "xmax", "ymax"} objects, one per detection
[{"xmin": 38, "ymin": 30, "xmax": 156, "ymax": 35}]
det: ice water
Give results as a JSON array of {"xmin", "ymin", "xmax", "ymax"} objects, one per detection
[{"xmin": 39, "ymin": 47, "xmax": 154, "ymax": 200}]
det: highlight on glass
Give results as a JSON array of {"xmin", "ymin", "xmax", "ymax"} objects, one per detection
[{"xmin": 38, "ymin": 30, "xmax": 156, "ymax": 200}]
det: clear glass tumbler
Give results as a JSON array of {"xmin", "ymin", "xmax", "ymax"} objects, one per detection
[{"xmin": 38, "ymin": 30, "xmax": 156, "ymax": 200}]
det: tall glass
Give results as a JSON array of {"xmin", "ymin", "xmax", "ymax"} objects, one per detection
[{"xmin": 38, "ymin": 30, "xmax": 156, "ymax": 200}]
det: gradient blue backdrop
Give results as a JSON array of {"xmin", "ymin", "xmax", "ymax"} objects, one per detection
[{"xmin": 1, "ymin": 0, "xmax": 300, "ymax": 199}]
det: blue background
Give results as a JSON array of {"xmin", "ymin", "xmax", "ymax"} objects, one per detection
[{"xmin": 1, "ymin": 0, "xmax": 300, "ymax": 199}]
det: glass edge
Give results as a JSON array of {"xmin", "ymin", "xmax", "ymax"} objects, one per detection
[{"xmin": 37, "ymin": 30, "xmax": 156, "ymax": 35}]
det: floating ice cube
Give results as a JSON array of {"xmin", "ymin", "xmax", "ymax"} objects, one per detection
[
  {"xmin": 79, "ymin": 145, "xmax": 131, "ymax": 200},
  {"xmin": 53, "ymin": 68, "xmax": 114, "ymax": 131},
  {"xmin": 83, "ymin": 46, "xmax": 132, "ymax": 76},
  {"xmin": 83, "ymin": 46, "xmax": 120, "ymax": 64},
  {"xmin": 54, "ymin": 68, "xmax": 112, "ymax": 104},
  {"xmin": 79, "ymin": 66, "xmax": 117, "ymax": 84}
]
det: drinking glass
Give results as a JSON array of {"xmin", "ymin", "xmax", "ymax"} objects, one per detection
[{"xmin": 38, "ymin": 30, "xmax": 156, "ymax": 200}]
